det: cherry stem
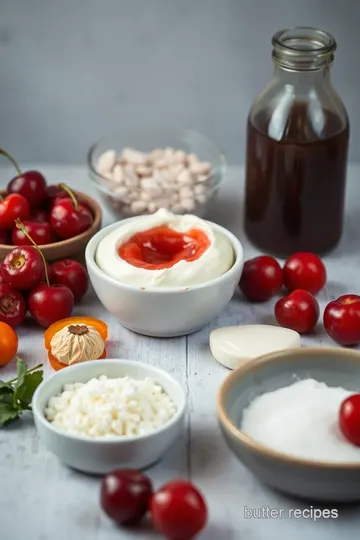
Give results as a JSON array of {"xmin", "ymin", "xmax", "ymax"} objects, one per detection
[
  {"xmin": 0, "ymin": 149, "xmax": 22, "ymax": 176},
  {"xmin": 58, "ymin": 183, "xmax": 79, "ymax": 211},
  {"xmin": 15, "ymin": 219, "xmax": 50, "ymax": 286}
]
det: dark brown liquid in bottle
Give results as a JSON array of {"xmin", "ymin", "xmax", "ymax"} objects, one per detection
[{"xmin": 244, "ymin": 103, "xmax": 349, "ymax": 257}]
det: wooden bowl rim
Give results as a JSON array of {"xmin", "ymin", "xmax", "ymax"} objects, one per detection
[{"xmin": 0, "ymin": 189, "xmax": 102, "ymax": 250}]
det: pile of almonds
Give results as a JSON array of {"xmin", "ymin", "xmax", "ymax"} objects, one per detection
[{"xmin": 95, "ymin": 147, "xmax": 214, "ymax": 216}]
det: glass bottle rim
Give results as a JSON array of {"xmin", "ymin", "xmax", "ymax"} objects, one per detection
[{"xmin": 272, "ymin": 27, "xmax": 337, "ymax": 71}]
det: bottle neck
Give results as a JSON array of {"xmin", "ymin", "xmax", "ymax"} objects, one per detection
[
  {"xmin": 271, "ymin": 27, "xmax": 336, "ymax": 75},
  {"xmin": 273, "ymin": 64, "xmax": 331, "ymax": 88}
]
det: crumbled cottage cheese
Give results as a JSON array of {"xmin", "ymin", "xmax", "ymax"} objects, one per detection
[
  {"xmin": 44, "ymin": 375, "xmax": 177, "ymax": 438},
  {"xmin": 241, "ymin": 378, "xmax": 360, "ymax": 462}
]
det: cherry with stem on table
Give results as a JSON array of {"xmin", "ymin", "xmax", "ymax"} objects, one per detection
[
  {"xmin": 0, "ymin": 282, "xmax": 26, "ymax": 328},
  {"xmin": 50, "ymin": 259, "xmax": 89, "ymax": 302}
]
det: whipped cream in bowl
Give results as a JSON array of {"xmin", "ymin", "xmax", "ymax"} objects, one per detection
[
  {"xmin": 86, "ymin": 209, "xmax": 244, "ymax": 337},
  {"xmin": 95, "ymin": 208, "xmax": 235, "ymax": 289}
]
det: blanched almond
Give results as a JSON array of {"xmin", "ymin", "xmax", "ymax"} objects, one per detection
[
  {"xmin": 180, "ymin": 198, "xmax": 195, "ymax": 212},
  {"xmin": 121, "ymin": 148, "xmax": 148, "ymax": 164},
  {"xmin": 124, "ymin": 166, "xmax": 139, "ymax": 186},
  {"xmin": 113, "ymin": 164, "xmax": 125, "ymax": 182},
  {"xmin": 179, "ymin": 186, "xmax": 193, "ymax": 198},
  {"xmin": 177, "ymin": 169, "xmax": 193, "ymax": 185},
  {"xmin": 136, "ymin": 165, "xmax": 152, "ymax": 177},
  {"xmin": 97, "ymin": 150, "xmax": 117, "ymax": 173},
  {"xmin": 130, "ymin": 200, "xmax": 148, "ymax": 214},
  {"xmin": 189, "ymin": 161, "xmax": 211, "ymax": 175}
]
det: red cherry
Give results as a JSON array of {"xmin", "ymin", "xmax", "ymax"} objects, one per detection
[
  {"xmin": 150, "ymin": 480, "xmax": 208, "ymax": 540},
  {"xmin": 7, "ymin": 171, "xmax": 47, "ymax": 208},
  {"xmin": 46, "ymin": 262, "xmax": 53, "ymax": 283},
  {"xmin": 0, "ymin": 230, "xmax": 10, "ymax": 245},
  {"xmin": 50, "ymin": 198, "xmax": 93, "ymax": 239},
  {"xmin": 100, "ymin": 470, "xmax": 153, "ymax": 526},
  {"xmin": 12, "ymin": 221, "xmax": 53, "ymax": 246},
  {"xmin": 274, "ymin": 289, "xmax": 319, "ymax": 334},
  {"xmin": 46, "ymin": 185, "xmax": 68, "ymax": 208},
  {"xmin": 323, "ymin": 294, "xmax": 360, "ymax": 346},
  {"xmin": 0, "ymin": 283, "xmax": 26, "ymax": 327},
  {"xmin": 0, "ymin": 194, "xmax": 30, "ymax": 230},
  {"xmin": 46, "ymin": 185, "xmax": 87, "ymax": 209},
  {"xmin": 1, "ymin": 245, "xmax": 45, "ymax": 290},
  {"xmin": 48, "ymin": 183, "xmax": 92, "ymax": 239},
  {"xmin": 50, "ymin": 259, "xmax": 89, "ymax": 302},
  {"xmin": 28, "ymin": 283, "xmax": 74, "ymax": 327},
  {"xmin": 339, "ymin": 394, "xmax": 360, "ymax": 446},
  {"xmin": 239, "ymin": 255, "xmax": 283, "ymax": 302},
  {"xmin": 283, "ymin": 252, "xmax": 326, "ymax": 295},
  {"xmin": 31, "ymin": 209, "xmax": 49, "ymax": 223}
]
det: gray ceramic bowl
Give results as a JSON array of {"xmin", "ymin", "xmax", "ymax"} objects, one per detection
[{"xmin": 217, "ymin": 347, "xmax": 360, "ymax": 502}]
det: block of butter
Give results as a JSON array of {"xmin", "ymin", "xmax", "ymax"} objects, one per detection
[{"xmin": 209, "ymin": 324, "xmax": 301, "ymax": 369}]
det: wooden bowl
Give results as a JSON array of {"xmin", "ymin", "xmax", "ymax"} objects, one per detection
[{"xmin": 0, "ymin": 190, "xmax": 102, "ymax": 262}]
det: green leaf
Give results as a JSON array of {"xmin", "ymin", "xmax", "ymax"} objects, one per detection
[
  {"xmin": 0, "ymin": 381, "xmax": 13, "ymax": 392},
  {"xmin": 14, "ymin": 370, "xmax": 43, "ymax": 409},
  {"xmin": 0, "ymin": 392, "xmax": 14, "ymax": 407},
  {"xmin": 0, "ymin": 403, "xmax": 20, "ymax": 426},
  {"xmin": 14, "ymin": 358, "xmax": 27, "ymax": 391}
]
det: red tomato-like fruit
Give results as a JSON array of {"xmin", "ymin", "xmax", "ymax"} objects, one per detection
[
  {"xmin": 339, "ymin": 394, "xmax": 360, "ymax": 446},
  {"xmin": 12, "ymin": 221, "xmax": 53, "ymax": 246},
  {"xmin": 150, "ymin": 480, "xmax": 208, "ymax": 540},
  {"xmin": 50, "ymin": 199, "xmax": 93, "ymax": 240},
  {"xmin": 0, "ymin": 283, "xmax": 26, "ymax": 327},
  {"xmin": 323, "ymin": 294, "xmax": 360, "ymax": 346},
  {"xmin": 100, "ymin": 470, "xmax": 153, "ymax": 526},
  {"xmin": 50, "ymin": 259, "xmax": 89, "ymax": 302},
  {"xmin": 1, "ymin": 246, "xmax": 45, "ymax": 290},
  {"xmin": 0, "ymin": 194, "xmax": 30, "ymax": 230},
  {"xmin": 275, "ymin": 289, "xmax": 319, "ymax": 334},
  {"xmin": 7, "ymin": 170, "xmax": 47, "ymax": 208},
  {"xmin": 283, "ymin": 252, "xmax": 326, "ymax": 295},
  {"xmin": 239, "ymin": 255, "xmax": 283, "ymax": 302},
  {"xmin": 28, "ymin": 283, "xmax": 74, "ymax": 327}
]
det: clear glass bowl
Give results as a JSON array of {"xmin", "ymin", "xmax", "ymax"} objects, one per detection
[{"xmin": 87, "ymin": 130, "xmax": 226, "ymax": 220}]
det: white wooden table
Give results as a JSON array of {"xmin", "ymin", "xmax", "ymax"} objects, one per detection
[{"xmin": 1, "ymin": 164, "xmax": 360, "ymax": 540}]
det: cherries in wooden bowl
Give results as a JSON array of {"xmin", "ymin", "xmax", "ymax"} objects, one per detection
[{"xmin": 0, "ymin": 148, "xmax": 102, "ymax": 261}]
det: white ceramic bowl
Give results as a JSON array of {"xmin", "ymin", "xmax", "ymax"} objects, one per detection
[
  {"xmin": 85, "ymin": 217, "xmax": 244, "ymax": 337},
  {"xmin": 32, "ymin": 359, "xmax": 186, "ymax": 474}
]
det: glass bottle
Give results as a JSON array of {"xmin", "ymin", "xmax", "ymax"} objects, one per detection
[{"xmin": 244, "ymin": 27, "xmax": 349, "ymax": 257}]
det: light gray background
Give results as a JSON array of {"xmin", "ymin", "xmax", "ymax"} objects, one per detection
[{"xmin": 1, "ymin": 0, "xmax": 358, "ymax": 164}]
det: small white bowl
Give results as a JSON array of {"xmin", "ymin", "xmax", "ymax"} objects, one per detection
[
  {"xmin": 32, "ymin": 359, "xmax": 186, "ymax": 474},
  {"xmin": 85, "ymin": 217, "xmax": 244, "ymax": 337}
]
